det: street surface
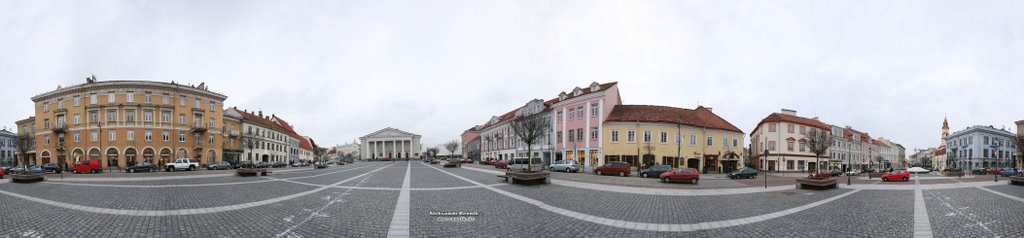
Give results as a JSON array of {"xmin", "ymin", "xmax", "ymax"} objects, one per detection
[{"xmin": 1, "ymin": 161, "xmax": 1023, "ymax": 237}]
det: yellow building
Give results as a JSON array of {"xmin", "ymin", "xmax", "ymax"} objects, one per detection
[
  {"xmin": 602, "ymin": 105, "xmax": 745, "ymax": 173},
  {"xmin": 28, "ymin": 79, "xmax": 227, "ymax": 169}
]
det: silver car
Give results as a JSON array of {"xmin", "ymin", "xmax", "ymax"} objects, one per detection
[{"xmin": 549, "ymin": 160, "xmax": 579, "ymax": 173}]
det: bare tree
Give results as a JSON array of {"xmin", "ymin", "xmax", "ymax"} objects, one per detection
[
  {"xmin": 510, "ymin": 114, "xmax": 549, "ymax": 172},
  {"xmin": 16, "ymin": 132, "xmax": 33, "ymax": 170},
  {"xmin": 426, "ymin": 147, "xmax": 439, "ymax": 159},
  {"xmin": 642, "ymin": 140, "xmax": 656, "ymax": 170},
  {"xmin": 875, "ymin": 155, "xmax": 885, "ymax": 170},
  {"xmin": 242, "ymin": 132, "xmax": 258, "ymax": 164},
  {"xmin": 805, "ymin": 129, "xmax": 834, "ymax": 174},
  {"xmin": 444, "ymin": 140, "xmax": 459, "ymax": 161}
]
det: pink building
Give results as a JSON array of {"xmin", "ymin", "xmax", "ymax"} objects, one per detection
[{"xmin": 552, "ymin": 82, "xmax": 621, "ymax": 169}]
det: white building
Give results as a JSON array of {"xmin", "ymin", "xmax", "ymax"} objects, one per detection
[
  {"xmin": 946, "ymin": 125, "xmax": 1017, "ymax": 170},
  {"xmin": 334, "ymin": 140, "xmax": 360, "ymax": 159},
  {"xmin": 229, "ymin": 108, "xmax": 290, "ymax": 163},
  {"xmin": 359, "ymin": 127, "xmax": 421, "ymax": 160}
]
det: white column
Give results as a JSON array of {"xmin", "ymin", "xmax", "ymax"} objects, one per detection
[{"xmin": 584, "ymin": 101, "xmax": 591, "ymax": 167}]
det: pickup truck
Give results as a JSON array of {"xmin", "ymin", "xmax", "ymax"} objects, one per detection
[{"xmin": 165, "ymin": 158, "xmax": 199, "ymax": 172}]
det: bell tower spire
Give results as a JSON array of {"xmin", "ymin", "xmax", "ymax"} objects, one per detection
[{"xmin": 941, "ymin": 114, "xmax": 949, "ymax": 146}]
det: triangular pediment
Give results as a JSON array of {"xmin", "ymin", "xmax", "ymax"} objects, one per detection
[{"xmin": 361, "ymin": 127, "xmax": 420, "ymax": 139}]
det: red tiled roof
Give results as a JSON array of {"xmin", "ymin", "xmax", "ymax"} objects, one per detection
[
  {"xmin": 272, "ymin": 115, "xmax": 313, "ymax": 150},
  {"xmin": 933, "ymin": 147, "xmax": 945, "ymax": 156},
  {"xmin": 753, "ymin": 112, "xmax": 830, "ymax": 133},
  {"xmin": 555, "ymin": 82, "xmax": 618, "ymax": 103},
  {"xmin": 236, "ymin": 109, "xmax": 289, "ymax": 133},
  {"xmin": 871, "ymin": 140, "xmax": 889, "ymax": 147},
  {"xmin": 605, "ymin": 105, "xmax": 743, "ymax": 133}
]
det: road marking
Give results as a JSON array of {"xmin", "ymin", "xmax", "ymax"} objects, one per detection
[
  {"xmin": 41, "ymin": 164, "xmax": 374, "ymax": 188},
  {"xmin": 913, "ymin": 188, "xmax": 934, "ymax": 238},
  {"xmin": 431, "ymin": 162, "xmax": 860, "ymax": 232},
  {"xmin": 459, "ymin": 165, "xmax": 795, "ymax": 196},
  {"xmin": 387, "ymin": 162, "xmax": 412, "ymax": 238},
  {"xmin": 838, "ymin": 181, "xmax": 1003, "ymax": 190},
  {"xmin": 276, "ymin": 166, "xmax": 375, "ymax": 238},
  {"xmin": 0, "ymin": 163, "xmax": 395, "ymax": 216},
  {"xmin": 977, "ymin": 186, "xmax": 1024, "ymax": 203},
  {"xmin": 268, "ymin": 178, "xmax": 508, "ymax": 191}
]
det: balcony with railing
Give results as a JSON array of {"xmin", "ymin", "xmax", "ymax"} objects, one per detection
[
  {"xmin": 191, "ymin": 123, "xmax": 208, "ymax": 133},
  {"xmin": 51, "ymin": 123, "xmax": 67, "ymax": 134},
  {"xmin": 229, "ymin": 129, "xmax": 240, "ymax": 137}
]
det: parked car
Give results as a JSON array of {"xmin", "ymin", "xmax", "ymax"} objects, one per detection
[
  {"xmin": 549, "ymin": 160, "xmax": 580, "ymax": 173},
  {"xmin": 808, "ymin": 171, "xmax": 832, "ymax": 178},
  {"xmin": 862, "ymin": 168, "xmax": 876, "ymax": 174},
  {"xmin": 6, "ymin": 166, "xmax": 24, "ymax": 174},
  {"xmin": 999, "ymin": 167, "xmax": 1017, "ymax": 177},
  {"xmin": 881, "ymin": 169, "xmax": 910, "ymax": 182},
  {"xmin": 0, "ymin": 167, "xmax": 4, "ymax": 178},
  {"xmin": 988, "ymin": 168, "xmax": 1002, "ymax": 175},
  {"xmin": 660, "ymin": 168, "xmax": 700, "ymax": 184},
  {"xmin": 207, "ymin": 161, "xmax": 232, "ymax": 170},
  {"xmin": 42, "ymin": 163, "xmax": 61, "ymax": 174},
  {"xmin": 126, "ymin": 162, "xmax": 155, "ymax": 173},
  {"xmin": 381, "ymin": 157, "xmax": 392, "ymax": 161},
  {"xmin": 165, "ymin": 158, "xmax": 199, "ymax": 171},
  {"xmin": 508, "ymin": 158, "xmax": 544, "ymax": 171},
  {"xmin": 640, "ymin": 165, "xmax": 673, "ymax": 178},
  {"xmin": 27, "ymin": 165, "xmax": 45, "ymax": 174},
  {"xmin": 729, "ymin": 167, "xmax": 758, "ymax": 179},
  {"xmin": 829, "ymin": 169, "xmax": 843, "ymax": 177},
  {"xmin": 461, "ymin": 159, "xmax": 473, "ymax": 164},
  {"xmin": 907, "ymin": 167, "xmax": 930, "ymax": 174},
  {"xmin": 595, "ymin": 161, "xmax": 631, "ymax": 177},
  {"xmin": 256, "ymin": 162, "xmax": 271, "ymax": 168},
  {"xmin": 484, "ymin": 160, "xmax": 496, "ymax": 165},
  {"xmin": 494, "ymin": 160, "xmax": 509, "ymax": 169},
  {"xmin": 235, "ymin": 161, "xmax": 255, "ymax": 169},
  {"xmin": 972, "ymin": 168, "xmax": 987, "ymax": 175},
  {"xmin": 71, "ymin": 159, "xmax": 103, "ymax": 174},
  {"xmin": 273, "ymin": 161, "xmax": 288, "ymax": 168}
]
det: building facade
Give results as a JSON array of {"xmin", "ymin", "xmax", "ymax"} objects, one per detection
[
  {"xmin": 602, "ymin": 105, "xmax": 745, "ymax": 173},
  {"xmin": 552, "ymin": 82, "xmax": 621, "ymax": 169},
  {"xmin": 480, "ymin": 110, "xmax": 517, "ymax": 161},
  {"xmin": 29, "ymin": 80, "xmax": 227, "ymax": 169},
  {"xmin": 0, "ymin": 129, "xmax": 16, "ymax": 167},
  {"xmin": 750, "ymin": 109, "xmax": 832, "ymax": 172},
  {"xmin": 222, "ymin": 109, "xmax": 243, "ymax": 164},
  {"xmin": 15, "ymin": 117, "xmax": 36, "ymax": 166},
  {"xmin": 461, "ymin": 126, "xmax": 480, "ymax": 161},
  {"xmin": 1017, "ymin": 120, "xmax": 1024, "ymax": 168},
  {"xmin": 231, "ymin": 108, "xmax": 290, "ymax": 163},
  {"xmin": 360, "ymin": 127, "xmax": 421, "ymax": 160},
  {"xmin": 946, "ymin": 125, "xmax": 1017, "ymax": 170}
]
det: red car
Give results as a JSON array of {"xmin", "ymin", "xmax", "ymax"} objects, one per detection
[
  {"xmin": 461, "ymin": 159, "xmax": 473, "ymax": 164},
  {"xmin": 0, "ymin": 168, "xmax": 4, "ymax": 179},
  {"xmin": 989, "ymin": 168, "xmax": 1002, "ymax": 175},
  {"xmin": 483, "ymin": 160, "xmax": 495, "ymax": 165},
  {"xmin": 881, "ymin": 169, "xmax": 910, "ymax": 182},
  {"xmin": 381, "ymin": 157, "xmax": 391, "ymax": 161},
  {"xmin": 660, "ymin": 168, "xmax": 700, "ymax": 184},
  {"xmin": 71, "ymin": 159, "xmax": 103, "ymax": 174},
  {"xmin": 594, "ymin": 161, "xmax": 631, "ymax": 177},
  {"xmin": 494, "ymin": 160, "xmax": 509, "ymax": 169}
]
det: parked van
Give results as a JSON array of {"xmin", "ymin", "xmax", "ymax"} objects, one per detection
[
  {"xmin": 508, "ymin": 157, "xmax": 544, "ymax": 171},
  {"xmin": 71, "ymin": 159, "xmax": 103, "ymax": 174}
]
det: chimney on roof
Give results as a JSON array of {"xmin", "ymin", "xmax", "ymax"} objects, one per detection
[
  {"xmin": 812, "ymin": 117, "xmax": 819, "ymax": 120},
  {"xmin": 781, "ymin": 109, "xmax": 797, "ymax": 116},
  {"xmin": 258, "ymin": 111, "xmax": 263, "ymax": 117}
]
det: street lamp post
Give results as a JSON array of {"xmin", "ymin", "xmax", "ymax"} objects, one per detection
[
  {"xmin": 763, "ymin": 149, "xmax": 768, "ymax": 189},
  {"xmin": 992, "ymin": 143, "xmax": 1000, "ymax": 182},
  {"xmin": 847, "ymin": 149, "xmax": 852, "ymax": 186},
  {"xmin": 951, "ymin": 147, "xmax": 960, "ymax": 178}
]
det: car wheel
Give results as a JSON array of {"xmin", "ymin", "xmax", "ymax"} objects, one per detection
[
  {"xmin": 618, "ymin": 171, "xmax": 625, "ymax": 177},
  {"xmin": 882, "ymin": 178, "xmax": 888, "ymax": 182},
  {"xmin": 661, "ymin": 177, "xmax": 668, "ymax": 183},
  {"xmin": 902, "ymin": 177, "xmax": 908, "ymax": 182},
  {"xmin": 642, "ymin": 173, "xmax": 648, "ymax": 178},
  {"xmin": 129, "ymin": 169, "xmax": 134, "ymax": 173},
  {"xmin": 596, "ymin": 170, "xmax": 603, "ymax": 175},
  {"xmin": 691, "ymin": 178, "xmax": 698, "ymax": 185}
]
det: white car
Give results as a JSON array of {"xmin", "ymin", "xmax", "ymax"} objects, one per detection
[
  {"xmin": 907, "ymin": 167, "xmax": 930, "ymax": 174},
  {"xmin": 845, "ymin": 169, "xmax": 861, "ymax": 176}
]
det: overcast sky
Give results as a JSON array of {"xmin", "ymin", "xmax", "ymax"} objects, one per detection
[{"xmin": 1, "ymin": 0, "xmax": 1022, "ymax": 153}]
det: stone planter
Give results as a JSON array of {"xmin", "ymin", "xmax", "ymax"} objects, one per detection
[
  {"xmin": 504, "ymin": 171, "xmax": 550, "ymax": 185},
  {"xmin": 11, "ymin": 174, "xmax": 45, "ymax": 183},
  {"xmin": 796, "ymin": 177, "xmax": 837, "ymax": 190},
  {"xmin": 443, "ymin": 162, "xmax": 461, "ymax": 168},
  {"xmin": 237, "ymin": 168, "xmax": 269, "ymax": 177},
  {"xmin": 1009, "ymin": 176, "xmax": 1024, "ymax": 186}
]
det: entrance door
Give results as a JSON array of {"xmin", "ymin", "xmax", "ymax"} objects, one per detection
[
  {"xmin": 721, "ymin": 161, "xmax": 737, "ymax": 173},
  {"xmin": 642, "ymin": 154, "xmax": 655, "ymax": 169},
  {"xmin": 768, "ymin": 160, "xmax": 776, "ymax": 172},
  {"xmin": 687, "ymin": 159, "xmax": 700, "ymax": 169},
  {"xmin": 703, "ymin": 155, "xmax": 718, "ymax": 173},
  {"xmin": 807, "ymin": 162, "xmax": 816, "ymax": 172}
]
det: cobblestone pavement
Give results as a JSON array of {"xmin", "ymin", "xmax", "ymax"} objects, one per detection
[{"xmin": 2, "ymin": 161, "xmax": 1023, "ymax": 237}]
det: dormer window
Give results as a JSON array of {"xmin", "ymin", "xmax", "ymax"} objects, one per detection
[
  {"xmin": 590, "ymin": 82, "xmax": 600, "ymax": 91},
  {"xmin": 573, "ymin": 87, "xmax": 582, "ymax": 96},
  {"xmin": 559, "ymin": 92, "xmax": 566, "ymax": 101}
]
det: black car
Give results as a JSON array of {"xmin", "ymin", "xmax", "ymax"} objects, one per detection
[
  {"xmin": 42, "ymin": 163, "xmax": 62, "ymax": 174},
  {"xmin": 640, "ymin": 165, "xmax": 673, "ymax": 178},
  {"xmin": 862, "ymin": 168, "xmax": 876, "ymax": 174},
  {"xmin": 729, "ymin": 167, "xmax": 758, "ymax": 179},
  {"xmin": 972, "ymin": 168, "xmax": 987, "ymax": 175},
  {"xmin": 235, "ymin": 161, "xmax": 255, "ymax": 169},
  {"xmin": 273, "ymin": 161, "xmax": 288, "ymax": 168},
  {"xmin": 830, "ymin": 170, "xmax": 843, "ymax": 177},
  {"xmin": 256, "ymin": 162, "xmax": 271, "ymax": 168},
  {"xmin": 207, "ymin": 161, "xmax": 232, "ymax": 170},
  {"xmin": 126, "ymin": 162, "xmax": 155, "ymax": 173}
]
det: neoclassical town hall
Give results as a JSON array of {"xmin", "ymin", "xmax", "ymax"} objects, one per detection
[{"xmin": 359, "ymin": 127, "xmax": 421, "ymax": 160}]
